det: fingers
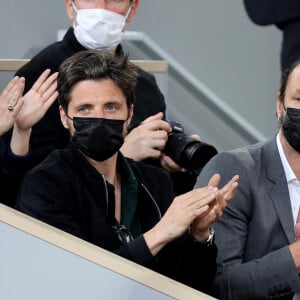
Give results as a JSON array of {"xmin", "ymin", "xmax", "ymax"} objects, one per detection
[
  {"xmin": 40, "ymin": 74, "xmax": 58, "ymax": 103},
  {"xmin": 31, "ymin": 71, "xmax": 58, "ymax": 101},
  {"xmin": 181, "ymin": 186, "xmax": 218, "ymax": 209},
  {"xmin": 141, "ymin": 119, "xmax": 171, "ymax": 133},
  {"xmin": 142, "ymin": 112, "xmax": 164, "ymax": 123},
  {"xmin": 2, "ymin": 77, "xmax": 25, "ymax": 107},
  {"xmin": 160, "ymin": 154, "xmax": 186, "ymax": 172},
  {"xmin": 208, "ymin": 173, "xmax": 221, "ymax": 188},
  {"xmin": 190, "ymin": 134, "xmax": 201, "ymax": 141},
  {"xmin": 43, "ymin": 91, "xmax": 59, "ymax": 112},
  {"xmin": 2, "ymin": 76, "xmax": 20, "ymax": 97},
  {"xmin": 220, "ymin": 175, "xmax": 239, "ymax": 202},
  {"xmin": 31, "ymin": 69, "xmax": 51, "ymax": 91}
]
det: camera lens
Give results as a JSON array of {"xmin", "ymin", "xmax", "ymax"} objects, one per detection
[
  {"xmin": 164, "ymin": 133, "xmax": 217, "ymax": 173},
  {"xmin": 184, "ymin": 140, "xmax": 218, "ymax": 170}
]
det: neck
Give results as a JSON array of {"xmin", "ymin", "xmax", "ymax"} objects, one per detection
[{"xmin": 86, "ymin": 153, "xmax": 119, "ymax": 185}]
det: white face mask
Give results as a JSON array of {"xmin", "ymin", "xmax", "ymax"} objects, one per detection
[{"xmin": 72, "ymin": 2, "xmax": 131, "ymax": 50}]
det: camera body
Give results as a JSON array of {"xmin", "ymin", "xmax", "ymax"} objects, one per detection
[{"xmin": 164, "ymin": 121, "xmax": 218, "ymax": 174}]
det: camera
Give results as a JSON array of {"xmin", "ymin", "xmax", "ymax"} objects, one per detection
[{"xmin": 164, "ymin": 121, "xmax": 218, "ymax": 174}]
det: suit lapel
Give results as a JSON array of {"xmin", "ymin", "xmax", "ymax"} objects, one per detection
[{"xmin": 264, "ymin": 138, "xmax": 295, "ymax": 243}]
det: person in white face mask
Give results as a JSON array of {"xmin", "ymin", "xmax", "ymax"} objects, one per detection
[
  {"xmin": 72, "ymin": 0, "xmax": 132, "ymax": 50},
  {"xmin": 1, "ymin": 0, "xmax": 196, "ymax": 207}
]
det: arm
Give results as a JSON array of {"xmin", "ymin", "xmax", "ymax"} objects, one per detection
[
  {"xmin": 197, "ymin": 152, "xmax": 300, "ymax": 299},
  {"xmin": 244, "ymin": 0, "xmax": 300, "ymax": 25}
]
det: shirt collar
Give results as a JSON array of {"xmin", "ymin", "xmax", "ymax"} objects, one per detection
[{"xmin": 276, "ymin": 133, "xmax": 297, "ymax": 183}]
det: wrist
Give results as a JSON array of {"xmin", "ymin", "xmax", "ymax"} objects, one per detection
[
  {"xmin": 10, "ymin": 124, "xmax": 32, "ymax": 156},
  {"xmin": 189, "ymin": 227, "xmax": 215, "ymax": 246}
]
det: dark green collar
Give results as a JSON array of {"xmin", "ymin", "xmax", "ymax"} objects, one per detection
[{"xmin": 117, "ymin": 154, "xmax": 140, "ymax": 238}]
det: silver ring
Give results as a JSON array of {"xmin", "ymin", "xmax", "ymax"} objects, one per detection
[{"xmin": 7, "ymin": 104, "xmax": 14, "ymax": 111}]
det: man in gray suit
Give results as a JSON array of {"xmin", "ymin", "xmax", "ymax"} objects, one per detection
[{"xmin": 196, "ymin": 59, "xmax": 300, "ymax": 299}]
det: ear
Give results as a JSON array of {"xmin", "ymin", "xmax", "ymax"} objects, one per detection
[
  {"xmin": 127, "ymin": 104, "xmax": 134, "ymax": 125},
  {"xmin": 65, "ymin": 0, "xmax": 75, "ymax": 21},
  {"xmin": 59, "ymin": 105, "xmax": 70, "ymax": 129},
  {"xmin": 126, "ymin": 0, "xmax": 139, "ymax": 23},
  {"xmin": 276, "ymin": 92, "xmax": 284, "ymax": 120}
]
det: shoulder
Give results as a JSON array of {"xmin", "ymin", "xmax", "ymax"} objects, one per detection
[
  {"xmin": 26, "ymin": 149, "xmax": 67, "ymax": 179},
  {"xmin": 16, "ymin": 28, "xmax": 76, "ymax": 84},
  {"xmin": 196, "ymin": 140, "xmax": 269, "ymax": 188},
  {"xmin": 136, "ymin": 67, "xmax": 163, "ymax": 95}
]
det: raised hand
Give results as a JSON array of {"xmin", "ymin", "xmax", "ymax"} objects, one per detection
[
  {"xmin": 10, "ymin": 69, "xmax": 58, "ymax": 156},
  {"xmin": 14, "ymin": 69, "xmax": 58, "ymax": 131},
  {"xmin": 0, "ymin": 76, "xmax": 25, "ymax": 136}
]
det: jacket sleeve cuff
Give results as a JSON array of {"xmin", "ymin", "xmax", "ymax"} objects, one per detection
[{"xmin": 127, "ymin": 234, "xmax": 154, "ymax": 266}]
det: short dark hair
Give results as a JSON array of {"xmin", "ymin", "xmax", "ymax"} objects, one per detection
[
  {"xmin": 58, "ymin": 49, "xmax": 138, "ymax": 112},
  {"xmin": 279, "ymin": 59, "xmax": 300, "ymax": 104}
]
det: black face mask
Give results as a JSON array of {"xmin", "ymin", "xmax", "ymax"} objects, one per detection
[
  {"xmin": 282, "ymin": 107, "xmax": 300, "ymax": 153},
  {"xmin": 71, "ymin": 117, "xmax": 125, "ymax": 161}
]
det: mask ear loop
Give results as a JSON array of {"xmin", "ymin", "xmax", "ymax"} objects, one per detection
[
  {"xmin": 125, "ymin": 104, "xmax": 133, "ymax": 133},
  {"xmin": 62, "ymin": 106, "xmax": 74, "ymax": 121},
  {"xmin": 71, "ymin": 0, "xmax": 78, "ymax": 27},
  {"xmin": 124, "ymin": 4, "xmax": 132, "ymax": 22}
]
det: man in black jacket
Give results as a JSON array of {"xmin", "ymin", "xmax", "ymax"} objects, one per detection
[
  {"xmin": 244, "ymin": 0, "xmax": 300, "ymax": 72},
  {"xmin": 0, "ymin": 0, "xmax": 197, "ymax": 206},
  {"xmin": 17, "ymin": 49, "xmax": 239, "ymax": 293}
]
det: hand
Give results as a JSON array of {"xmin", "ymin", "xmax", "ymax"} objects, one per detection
[
  {"xmin": 143, "ymin": 173, "xmax": 222, "ymax": 255},
  {"xmin": 191, "ymin": 174, "xmax": 239, "ymax": 241},
  {"xmin": 10, "ymin": 70, "xmax": 58, "ymax": 156},
  {"xmin": 120, "ymin": 112, "xmax": 171, "ymax": 161},
  {"xmin": 0, "ymin": 76, "xmax": 25, "ymax": 136},
  {"xmin": 14, "ymin": 69, "xmax": 58, "ymax": 131},
  {"xmin": 160, "ymin": 153, "xmax": 187, "ymax": 172},
  {"xmin": 160, "ymin": 134, "xmax": 201, "ymax": 172}
]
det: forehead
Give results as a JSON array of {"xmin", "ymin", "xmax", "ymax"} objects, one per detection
[
  {"xmin": 74, "ymin": 0, "xmax": 131, "ymax": 8},
  {"xmin": 286, "ymin": 65, "xmax": 300, "ymax": 90},
  {"xmin": 69, "ymin": 79, "xmax": 126, "ymax": 105}
]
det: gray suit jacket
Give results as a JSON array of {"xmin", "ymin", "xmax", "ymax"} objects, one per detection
[{"xmin": 196, "ymin": 137, "xmax": 300, "ymax": 299}]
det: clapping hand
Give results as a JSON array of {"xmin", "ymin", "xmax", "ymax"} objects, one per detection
[{"xmin": 0, "ymin": 76, "xmax": 25, "ymax": 136}]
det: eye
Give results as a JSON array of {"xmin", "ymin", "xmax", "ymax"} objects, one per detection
[
  {"xmin": 106, "ymin": 103, "xmax": 118, "ymax": 112},
  {"xmin": 78, "ymin": 106, "xmax": 90, "ymax": 113}
]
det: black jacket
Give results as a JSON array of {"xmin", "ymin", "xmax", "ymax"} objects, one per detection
[
  {"xmin": 16, "ymin": 145, "xmax": 217, "ymax": 293},
  {"xmin": 244, "ymin": 0, "xmax": 300, "ymax": 71},
  {"xmin": 0, "ymin": 28, "xmax": 165, "ymax": 206}
]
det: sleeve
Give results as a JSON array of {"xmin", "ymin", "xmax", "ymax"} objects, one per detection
[
  {"xmin": 197, "ymin": 152, "xmax": 300, "ymax": 299},
  {"xmin": 0, "ymin": 141, "xmax": 33, "ymax": 176},
  {"xmin": 243, "ymin": 0, "xmax": 300, "ymax": 26},
  {"xmin": 150, "ymin": 232, "xmax": 217, "ymax": 293}
]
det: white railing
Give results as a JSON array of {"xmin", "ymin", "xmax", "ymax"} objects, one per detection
[{"xmin": 124, "ymin": 31, "xmax": 267, "ymax": 144}]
